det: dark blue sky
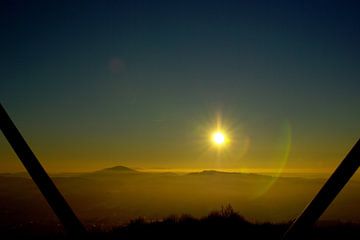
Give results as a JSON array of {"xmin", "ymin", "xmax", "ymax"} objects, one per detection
[{"xmin": 1, "ymin": 0, "xmax": 360, "ymax": 172}]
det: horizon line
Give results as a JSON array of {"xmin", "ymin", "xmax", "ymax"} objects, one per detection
[{"xmin": 0, "ymin": 165, "xmax": 336, "ymax": 175}]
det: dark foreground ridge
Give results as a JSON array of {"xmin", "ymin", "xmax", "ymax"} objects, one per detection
[{"xmin": 2, "ymin": 206, "xmax": 360, "ymax": 240}]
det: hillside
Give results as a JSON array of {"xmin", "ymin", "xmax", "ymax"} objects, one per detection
[{"xmin": 0, "ymin": 166, "xmax": 360, "ymax": 229}]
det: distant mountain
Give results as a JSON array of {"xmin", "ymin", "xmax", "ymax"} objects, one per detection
[
  {"xmin": 81, "ymin": 165, "xmax": 140, "ymax": 178},
  {"xmin": 189, "ymin": 170, "xmax": 230, "ymax": 175},
  {"xmin": 1, "ymin": 165, "xmax": 360, "ymax": 227},
  {"xmin": 102, "ymin": 165, "xmax": 137, "ymax": 172},
  {"xmin": 187, "ymin": 170, "xmax": 273, "ymax": 179}
]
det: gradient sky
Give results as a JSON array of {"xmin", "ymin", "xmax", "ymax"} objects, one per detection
[{"xmin": 1, "ymin": 0, "xmax": 359, "ymax": 172}]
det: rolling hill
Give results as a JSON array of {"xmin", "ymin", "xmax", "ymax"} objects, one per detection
[{"xmin": 0, "ymin": 166, "xmax": 360, "ymax": 230}]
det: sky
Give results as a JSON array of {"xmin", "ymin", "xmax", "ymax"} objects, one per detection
[{"xmin": 1, "ymin": 0, "xmax": 360, "ymax": 173}]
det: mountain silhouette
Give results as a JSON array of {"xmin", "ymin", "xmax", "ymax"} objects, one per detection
[
  {"xmin": 187, "ymin": 170, "xmax": 273, "ymax": 179},
  {"xmin": 102, "ymin": 165, "xmax": 137, "ymax": 172},
  {"xmin": 1, "ymin": 165, "xmax": 360, "ymax": 228}
]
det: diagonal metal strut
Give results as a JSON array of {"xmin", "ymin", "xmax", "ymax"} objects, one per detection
[
  {"xmin": 0, "ymin": 103, "xmax": 86, "ymax": 237},
  {"xmin": 283, "ymin": 138, "xmax": 360, "ymax": 239}
]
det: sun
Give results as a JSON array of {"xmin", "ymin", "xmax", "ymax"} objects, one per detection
[{"xmin": 212, "ymin": 131, "xmax": 226, "ymax": 145}]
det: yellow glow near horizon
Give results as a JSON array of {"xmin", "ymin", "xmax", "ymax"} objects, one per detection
[{"xmin": 212, "ymin": 131, "xmax": 226, "ymax": 145}]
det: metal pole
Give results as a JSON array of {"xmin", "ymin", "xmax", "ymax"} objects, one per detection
[
  {"xmin": 283, "ymin": 138, "xmax": 360, "ymax": 240},
  {"xmin": 0, "ymin": 103, "xmax": 86, "ymax": 237}
]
